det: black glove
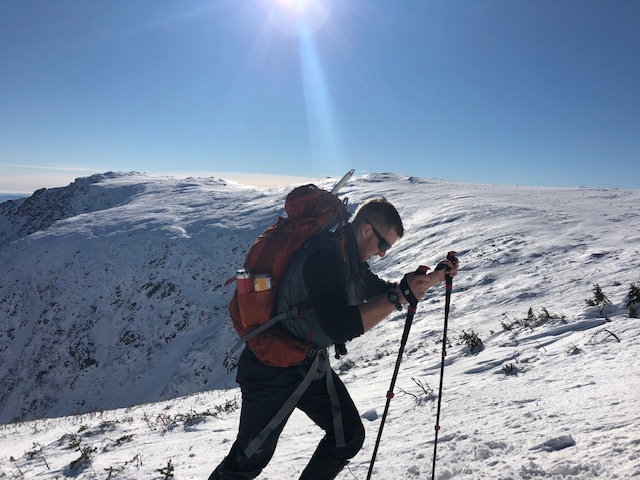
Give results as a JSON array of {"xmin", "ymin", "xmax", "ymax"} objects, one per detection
[
  {"xmin": 399, "ymin": 265, "xmax": 430, "ymax": 307},
  {"xmin": 435, "ymin": 251, "xmax": 458, "ymax": 286}
]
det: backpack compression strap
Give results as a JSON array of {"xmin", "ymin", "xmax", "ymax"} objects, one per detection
[
  {"xmin": 223, "ymin": 305, "xmax": 310, "ymax": 372},
  {"xmin": 326, "ymin": 362, "xmax": 346, "ymax": 449},
  {"xmin": 243, "ymin": 350, "xmax": 346, "ymax": 458},
  {"xmin": 244, "ymin": 353, "xmax": 321, "ymax": 458}
]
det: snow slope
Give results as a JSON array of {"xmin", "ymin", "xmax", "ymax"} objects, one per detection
[{"xmin": 1, "ymin": 172, "xmax": 639, "ymax": 479}]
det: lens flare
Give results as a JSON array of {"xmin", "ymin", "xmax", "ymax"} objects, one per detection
[{"xmin": 264, "ymin": 0, "xmax": 345, "ymax": 171}]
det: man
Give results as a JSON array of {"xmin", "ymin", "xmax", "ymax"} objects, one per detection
[{"xmin": 210, "ymin": 197, "xmax": 459, "ymax": 479}]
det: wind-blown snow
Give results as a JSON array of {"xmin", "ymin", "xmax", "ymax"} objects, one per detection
[{"xmin": 1, "ymin": 172, "xmax": 638, "ymax": 479}]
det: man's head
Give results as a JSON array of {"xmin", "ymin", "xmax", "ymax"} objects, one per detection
[{"xmin": 351, "ymin": 197, "xmax": 404, "ymax": 262}]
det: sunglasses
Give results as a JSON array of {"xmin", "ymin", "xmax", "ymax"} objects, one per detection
[{"xmin": 363, "ymin": 217, "xmax": 391, "ymax": 252}]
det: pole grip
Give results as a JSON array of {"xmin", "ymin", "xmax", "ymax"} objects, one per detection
[{"xmin": 435, "ymin": 251, "xmax": 457, "ymax": 288}]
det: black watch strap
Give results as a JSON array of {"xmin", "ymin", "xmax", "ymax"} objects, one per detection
[{"xmin": 386, "ymin": 289, "xmax": 403, "ymax": 311}]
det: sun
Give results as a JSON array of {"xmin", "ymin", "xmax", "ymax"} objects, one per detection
[
  {"xmin": 276, "ymin": 0, "xmax": 309, "ymax": 12},
  {"xmin": 267, "ymin": 0, "xmax": 331, "ymax": 37}
]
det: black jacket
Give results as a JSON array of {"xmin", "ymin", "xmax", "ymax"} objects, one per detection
[{"xmin": 277, "ymin": 224, "xmax": 392, "ymax": 347}]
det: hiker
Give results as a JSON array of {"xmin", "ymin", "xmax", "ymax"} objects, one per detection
[{"xmin": 209, "ymin": 197, "xmax": 459, "ymax": 480}]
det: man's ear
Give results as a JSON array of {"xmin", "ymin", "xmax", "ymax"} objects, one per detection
[{"xmin": 356, "ymin": 221, "xmax": 370, "ymax": 240}]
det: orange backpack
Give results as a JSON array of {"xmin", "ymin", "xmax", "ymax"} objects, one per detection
[{"xmin": 224, "ymin": 181, "xmax": 351, "ymax": 370}]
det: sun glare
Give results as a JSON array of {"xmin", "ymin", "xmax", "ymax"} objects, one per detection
[
  {"xmin": 259, "ymin": 0, "xmax": 344, "ymax": 170},
  {"xmin": 267, "ymin": 0, "xmax": 330, "ymax": 37},
  {"xmin": 276, "ymin": 0, "xmax": 323, "ymax": 14},
  {"xmin": 276, "ymin": 0, "xmax": 308, "ymax": 12}
]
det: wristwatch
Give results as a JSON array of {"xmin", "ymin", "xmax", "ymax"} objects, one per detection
[{"xmin": 386, "ymin": 289, "xmax": 403, "ymax": 311}]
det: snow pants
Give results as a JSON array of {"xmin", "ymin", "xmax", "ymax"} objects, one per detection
[{"xmin": 209, "ymin": 349, "xmax": 365, "ymax": 480}]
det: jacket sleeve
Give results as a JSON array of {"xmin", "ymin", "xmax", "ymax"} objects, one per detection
[
  {"xmin": 303, "ymin": 248, "xmax": 365, "ymax": 343},
  {"xmin": 362, "ymin": 268, "xmax": 396, "ymax": 300}
]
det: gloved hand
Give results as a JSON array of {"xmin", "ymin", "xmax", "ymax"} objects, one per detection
[{"xmin": 400, "ymin": 252, "xmax": 459, "ymax": 305}]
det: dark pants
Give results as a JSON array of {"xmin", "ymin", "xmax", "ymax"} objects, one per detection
[{"xmin": 209, "ymin": 349, "xmax": 365, "ymax": 479}]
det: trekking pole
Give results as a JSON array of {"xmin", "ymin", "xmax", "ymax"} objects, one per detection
[
  {"xmin": 366, "ymin": 265, "xmax": 429, "ymax": 480},
  {"xmin": 431, "ymin": 251, "xmax": 457, "ymax": 480}
]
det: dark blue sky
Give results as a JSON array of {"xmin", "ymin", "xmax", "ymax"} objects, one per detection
[{"xmin": 1, "ymin": 0, "xmax": 639, "ymax": 193}]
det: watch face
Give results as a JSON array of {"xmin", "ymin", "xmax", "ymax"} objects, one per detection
[{"xmin": 387, "ymin": 290, "xmax": 401, "ymax": 309}]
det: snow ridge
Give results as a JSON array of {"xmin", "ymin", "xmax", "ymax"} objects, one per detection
[
  {"xmin": 0, "ymin": 172, "xmax": 639, "ymax": 479},
  {"xmin": 0, "ymin": 172, "xmax": 144, "ymax": 248}
]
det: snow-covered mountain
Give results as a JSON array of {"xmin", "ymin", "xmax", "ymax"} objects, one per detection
[
  {"xmin": 0, "ymin": 195, "xmax": 26, "ymax": 204},
  {"xmin": 1, "ymin": 172, "xmax": 639, "ymax": 479},
  {"xmin": 0, "ymin": 172, "xmax": 277, "ymax": 423}
]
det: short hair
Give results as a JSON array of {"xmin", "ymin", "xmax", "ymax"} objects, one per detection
[{"xmin": 352, "ymin": 197, "xmax": 404, "ymax": 238}]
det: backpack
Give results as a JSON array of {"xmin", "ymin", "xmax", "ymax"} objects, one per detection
[{"xmin": 224, "ymin": 182, "xmax": 350, "ymax": 371}]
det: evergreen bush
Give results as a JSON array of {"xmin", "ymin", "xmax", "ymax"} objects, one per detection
[
  {"xmin": 585, "ymin": 284, "xmax": 613, "ymax": 314},
  {"xmin": 626, "ymin": 283, "xmax": 639, "ymax": 318},
  {"xmin": 459, "ymin": 330, "xmax": 484, "ymax": 354}
]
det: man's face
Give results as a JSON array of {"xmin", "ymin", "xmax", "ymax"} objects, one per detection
[{"xmin": 357, "ymin": 220, "xmax": 400, "ymax": 262}]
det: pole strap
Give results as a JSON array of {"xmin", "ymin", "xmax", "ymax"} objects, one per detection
[{"xmin": 399, "ymin": 275, "xmax": 418, "ymax": 306}]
